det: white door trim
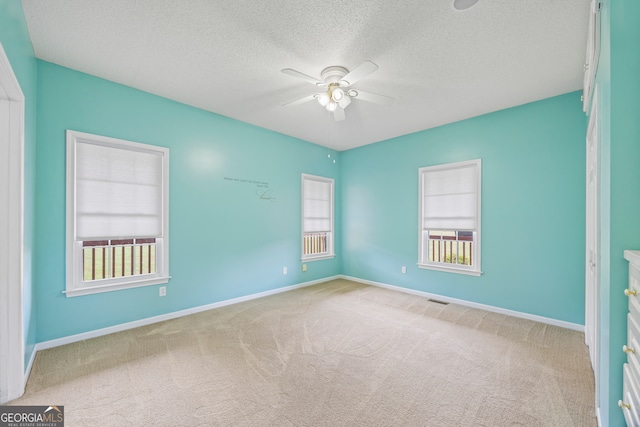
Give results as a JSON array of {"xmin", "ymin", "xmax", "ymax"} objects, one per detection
[
  {"xmin": 585, "ymin": 85, "xmax": 600, "ymax": 413},
  {"xmin": 0, "ymin": 42, "xmax": 26, "ymax": 404}
]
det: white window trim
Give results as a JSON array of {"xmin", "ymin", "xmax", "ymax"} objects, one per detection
[
  {"xmin": 301, "ymin": 173, "xmax": 335, "ymax": 262},
  {"xmin": 417, "ymin": 159, "xmax": 482, "ymax": 276},
  {"xmin": 419, "ymin": 261, "xmax": 482, "ymax": 277},
  {"xmin": 303, "ymin": 254, "xmax": 336, "ymax": 262},
  {"xmin": 65, "ymin": 130, "xmax": 170, "ymax": 297}
]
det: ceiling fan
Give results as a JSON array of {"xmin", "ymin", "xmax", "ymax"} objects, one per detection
[{"xmin": 281, "ymin": 60, "xmax": 394, "ymax": 121}]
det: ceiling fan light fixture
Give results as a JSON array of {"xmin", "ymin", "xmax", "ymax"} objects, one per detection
[
  {"xmin": 332, "ymin": 87, "xmax": 344, "ymax": 102},
  {"xmin": 453, "ymin": 0, "xmax": 479, "ymax": 11},
  {"xmin": 317, "ymin": 92, "xmax": 330, "ymax": 107},
  {"xmin": 338, "ymin": 96, "xmax": 351, "ymax": 109},
  {"xmin": 281, "ymin": 61, "xmax": 394, "ymax": 122}
]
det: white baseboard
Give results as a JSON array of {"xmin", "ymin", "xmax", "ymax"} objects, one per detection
[
  {"xmin": 24, "ymin": 348, "xmax": 36, "ymax": 389},
  {"xmin": 340, "ymin": 275, "xmax": 585, "ymax": 332},
  {"xmin": 596, "ymin": 407, "xmax": 602, "ymax": 427},
  {"xmin": 28, "ymin": 276, "xmax": 338, "ymax": 370},
  {"xmin": 25, "ymin": 273, "xmax": 583, "ymax": 387}
]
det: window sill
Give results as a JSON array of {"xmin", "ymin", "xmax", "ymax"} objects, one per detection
[
  {"xmin": 65, "ymin": 275, "xmax": 171, "ymax": 297},
  {"xmin": 417, "ymin": 263, "xmax": 482, "ymax": 276},
  {"xmin": 301, "ymin": 254, "xmax": 335, "ymax": 262}
]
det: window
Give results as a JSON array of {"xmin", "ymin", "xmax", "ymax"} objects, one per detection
[
  {"xmin": 418, "ymin": 159, "xmax": 481, "ymax": 276},
  {"xmin": 66, "ymin": 130, "xmax": 169, "ymax": 297},
  {"xmin": 302, "ymin": 174, "xmax": 334, "ymax": 261}
]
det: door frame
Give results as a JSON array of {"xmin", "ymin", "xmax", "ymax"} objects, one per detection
[
  {"xmin": 0, "ymin": 42, "xmax": 26, "ymax": 403},
  {"xmin": 585, "ymin": 85, "xmax": 600, "ymax": 409}
]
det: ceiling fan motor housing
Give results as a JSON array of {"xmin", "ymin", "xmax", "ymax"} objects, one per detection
[{"xmin": 320, "ymin": 66, "xmax": 349, "ymax": 84}]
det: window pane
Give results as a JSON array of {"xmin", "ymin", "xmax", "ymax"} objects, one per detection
[
  {"xmin": 303, "ymin": 232, "xmax": 329, "ymax": 256},
  {"xmin": 426, "ymin": 230, "xmax": 474, "ymax": 267},
  {"xmin": 82, "ymin": 239, "xmax": 157, "ymax": 282}
]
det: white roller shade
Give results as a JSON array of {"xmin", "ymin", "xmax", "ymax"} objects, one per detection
[
  {"xmin": 422, "ymin": 161, "xmax": 479, "ymax": 231},
  {"xmin": 75, "ymin": 140, "xmax": 164, "ymax": 240},
  {"xmin": 303, "ymin": 176, "xmax": 332, "ymax": 233}
]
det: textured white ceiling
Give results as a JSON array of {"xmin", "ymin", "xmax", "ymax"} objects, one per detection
[{"xmin": 21, "ymin": 0, "xmax": 590, "ymax": 151}]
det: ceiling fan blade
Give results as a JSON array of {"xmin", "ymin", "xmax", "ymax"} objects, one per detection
[
  {"xmin": 339, "ymin": 60, "xmax": 378, "ymax": 86},
  {"xmin": 282, "ymin": 94, "xmax": 316, "ymax": 107},
  {"xmin": 352, "ymin": 90, "xmax": 394, "ymax": 105},
  {"xmin": 281, "ymin": 68, "xmax": 322, "ymax": 86},
  {"xmin": 333, "ymin": 106, "xmax": 346, "ymax": 121},
  {"xmin": 338, "ymin": 95, "xmax": 351, "ymax": 109}
]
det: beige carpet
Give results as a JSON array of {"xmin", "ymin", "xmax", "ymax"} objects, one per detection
[{"xmin": 11, "ymin": 279, "xmax": 596, "ymax": 426}]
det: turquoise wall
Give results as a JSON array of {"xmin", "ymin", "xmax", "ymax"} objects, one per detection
[
  {"xmin": 34, "ymin": 61, "xmax": 341, "ymax": 342},
  {"xmin": 0, "ymin": 0, "xmax": 38, "ymax": 371},
  {"xmin": 597, "ymin": 0, "xmax": 640, "ymax": 425},
  {"xmin": 34, "ymin": 59, "xmax": 589, "ymax": 343},
  {"xmin": 341, "ymin": 92, "xmax": 587, "ymax": 324}
]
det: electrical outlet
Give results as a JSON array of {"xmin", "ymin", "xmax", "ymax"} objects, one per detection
[
  {"xmin": 159, "ymin": 286, "xmax": 166, "ymax": 297},
  {"xmin": 302, "ymin": 264, "xmax": 307, "ymax": 272},
  {"xmin": 283, "ymin": 266, "xmax": 287, "ymax": 275},
  {"xmin": 401, "ymin": 266, "xmax": 407, "ymax": 274}
]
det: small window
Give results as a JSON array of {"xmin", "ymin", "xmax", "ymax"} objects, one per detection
[
  {"xmin": 418, "ymin": 159, "xmax": 481, "ymax": 275},
  {"xmin": 301, "ymin": 174, "xmax": 334, "ymax": 261},
  {"xmin": 66, "ymin": 130, "xmax": 170, "ymax": 296}
]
